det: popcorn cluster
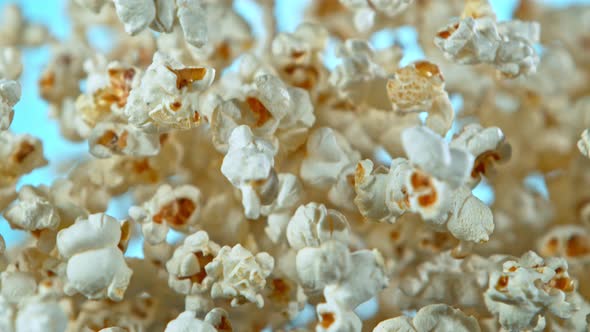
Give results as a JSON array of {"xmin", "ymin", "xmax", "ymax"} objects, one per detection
[{"xmin": 1, "ymin": 0, "xmax": 590, "ymax": 331}]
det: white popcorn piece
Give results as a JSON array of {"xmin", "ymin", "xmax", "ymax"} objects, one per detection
[
  {"xmin": 129, "ymin": 184, "xmax": 202, "ymax": 244},
  {"xmin": 15, "ymin": 300, "xmax": 68, "ymax": 332},
  {"xmin": 434, "ymin": 14, "xmax": 540, "ymax": 78},
  {"xmin": 295, "ymin": 241, "xmax": 352, "ymax": 295},
  {"xmin": 262, "ymin": 173, "xmax": 304, "ymax": 243},
  {"xmin": 537, "ymin": 225, "xmax": 590, "ymax": 261},
  {"xmin": 445, "ymin": 186, "xmax": 494, "ymax": 244},
  {"xmin": 286, "ymin": 202, "xmax": 350, "ymax": 250},
  {"xmin": 402, "ymin": 126, "xmax": 474, "ymax": 188},
  {"xmin": 57, "ymin": 213, "xmax": 132, "ymax": 301},
  {"xmin": 3, "ymin": 185, "xmax": 60, "ymax": 232},
  {"xmin": 164, "ymin": 310, "xmax": 216, "ymax": 332},
  {"xmin": 374, "ymin": 303, "xmax": 482, "ymax": 332},
  {"xmin": 0, "ymin": 131, "xmax": 47, "ymax": 186},
  {"xmin": 301, "ymin": 127, "xmax": 360, "ymax": 209},
  {"xmin": 165, "ymin": 231, "xmax": 220, "ymax": 295},
  {"xmin": 206, "ymin": 244, "xmax": 274, "ymax": 308},
  {"xmin": 577, "ymin": 129, "xmax": 590, "ymax": 158},
  {"xmin": 339, "ymin": 0, "xmax": 413, "ymax": 32},
  {"xmin": 221, "ymin": 125, "xmax": 278, "ymax": 219},
  {"xmin": 0, "ymin": 271, "xmax": 36, "ymax": 304},
  {"xmin": 324, "ymin": 249, "xmax": 388, "ymax": 309},
  {"xmin": 113, "ymin": 0, "xmax": 207, "ymax": 48},
  {"xmin": 0, "ymin": 47, "xmax": 22, "ymax": 81},
  {"xmin": 450, "ymin": 124, "xmax": 511, "ymax": 186},
  {"xmin": 0, "ymin": 79, "xmax": 20, "ymax": 131},
  {"xmin": 484, "ymin": 251, "xmax": 577, "ymax": 331},
  {"xmin": 316, "ymin": 299, "xmax": 362, "ymax": 332},
  {"xmin": 88, "ymin": 122, "xmax": 160, "ymax": 158},
  {"xmin": 125, "ymin": 51, "xmax": 214, "ymax": 132}
]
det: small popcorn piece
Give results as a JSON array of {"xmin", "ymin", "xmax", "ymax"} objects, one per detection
[
  {"xmin": 129, "ymin": 184, "xmax": 202, "ymax": 245},
  {"xmin": 165, "ymin": 231, "xmax": 220, "ymax": 295},
  {"xmin": 387, "ymin": 61, "xmax": 445, "ymax": 113},
  {"xmin": 221, "ymin": 125, "xmax": 278, "ymax": 219},
  {"xmin": 0, "ymin": 271, "xmax": 37, "ymax": 304},
  {"xmin": 295, "ymin": 241, "xmax": 352, "ymax": 295},
  {"xmin": 15, "ymin": 300, "xmax": 68, "ymax": 332},
  {"xmin": 124, "ymin": 51, "xmax": 214, "ymax": 132},
  {"xmin": 164, "ymin": 310, "xmax": 216, "ymax": 332},
  {"xmin": 577, "ymin": 129, "xmax": 590, "ymax": 158},
  {"xmin": 324, "ymin": 249, "xmax": 388, "ymax": 309},
  {"xmin": 402, "ymin": 126, "xmax": 474, "ymax": 188},
  {"xmin": 374, "ymin": 303, "xmax": 482, "ymax": 332},
  {"xmin": 112, "ymin": 0, "xmax": 156, "ymax": 36},
  {"xmin": 57, "ymin": 213, "xmax": 132, "ymax": 301},
  {"xmin": 339, "ymin": 0, "xmax": 413, "ymax": 32},
  {"xmin": 538, "ymin": 225, "xmax": 590, "ymax": 260},
  {"xmin": 484, "ymin": 251, "xmax": 577, "ymax": 331},
  {"xmin": 0, "ymin": 79, "xmax": 20, "ymax": 130},
  {"xmin": 0, "ymin": 131, "xmax": 47, "ymax": 186},
  {"xmin": 88, "ymin": 122, "xmax": 160, "ymax": 158},
  {"xmin": 0, "ymin": 47, "xmax": 23, "ymax": 81},
  {"xmin": 315, "ymin": 299, "xmax": 362, "ymax": 332},
  {"xmin": 286, "ymin": 202, "xmax": 350, "ymax": 250},
  {"xmin": 206, "ymin": 244, "xmax": 274, "ymax": 308},
  {"xmin": 3, "ymin": 185, "xmax": 60, "ymax": 232},
  {"xmin": 451, "ymin": 124, "xmax": 512, "ymax": 186}
]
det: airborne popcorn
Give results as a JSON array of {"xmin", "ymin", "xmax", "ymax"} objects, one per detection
[{"xmin": 1, "ymin": 0, "xmax": 590, "ymax": 330}]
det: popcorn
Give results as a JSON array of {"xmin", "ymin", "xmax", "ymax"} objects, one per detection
[
  {"xmin": 124, "ymin": 51, "xmax": 215, "ymax": 132},
  {"xmin": 57, "ymin": 213, "xmax": 132, "ymax": 301},
  {"xmin": 450, "ymin": 124, "xmax": 512, "ymax": 186},
  {"xmin": 206, "ymin": 244, "xmax": 274, "ymax": 308},
  {"xmin": 89, "ymin": 122, "xmax": 160, "ymax": 158},
  {"xmin": 129, "ymin": 184, "xmax": 202, "ymax": 244},
  {"xmin": 339, "ymin": 0, "xmax": 413, "ymax": 32},
  {"xmin": 374, "ymin": 303, "xmax": 482, "ymax": 332},
  {"xmin": 0, "ymin": 79, "xmax": 20, "ymax": 130},
  {"xmin": 434, "ymin": 11, "xmax": 540, "ymax": 78},
  {"xmin": 0, "ymin": 47, "xmax": 22, "ymax": 80},
  {"xmin": 164, "ymin": 310, "xmax": 216, "ymax": 332},
  {"xmin": 221, "ymin": 125, "xmax": 278, "ymax": 219},
  {"xmin": 295, "ymin": 241, "xmax": 352, "ymax": 295},
  {"xmin": 165, "ymin": 231, "xmax": 220, "ymax": 295},
  {"xmin": 113, "ymin": 0, "xmax": 207, "ymax": 48},
  {"xmin": 577, "ymin": 129, "xmax": 590, "ymax": 158},
  {"xmin": 3, "ymin": 185, "xmax": 60, "ymax": 233},
  {"xmin": 286, "ymin": 202, "xmax": 350, "ymax": 250},
  {"xmin": 484, "ymin": 251, "xmax": 577, "ymax": 331},
  {"xmin": 316, "ymin": 299, "xmax": 362, "ymax": 332},
  {"xmin": 15, "ymin": 300, "xmax": 68, "ymax": 332},
  {"xmin": 0, "ymin": 131, "xmax": 47, "ymax": 187}
]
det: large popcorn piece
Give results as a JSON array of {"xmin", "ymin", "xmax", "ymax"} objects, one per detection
[
  {"xmin": 206, "ymin": 244, "xmax": 274, "ymax": 308},
  {"xmin": 434, "ymin": 2, "xmax": 540, "ymax": 78},
  {"xmin": 339, "ymin": 0, "xmax": 413, "ymax": 32},
  {"xmin": 221, "ymin": 125, "xmax": 278, "ymax": 219},
  {"xmin": 129, "ymin": 184, "xmax": 202, "ymax": 244},
  {"xmin": 3, "ymin": 185, "xmax": 59, "ymax": 232},
  {"xmin": 57, "ymin": 213, "xmax": 132, "ymax": 301},
  {"xmin": 0, "ymin": 79, "xmax": 20, "ymax": 130},
  {"xmin": 0, "ymin": 131, "xmax": 47, "ymax": 187},
  {"xmin": 165, "ymin": 231, "xmax": 220, "ymax": 295},
  {"xmin": 301, "ymin": 127, "xmax": 360, "ymax": 209},
  {"xmin": 113, "ymin": 0, "xmax": 207, "ymax": 47},
  {"xmin": 125, "ymin": 51, "xmax": 215, "ymax": 132},
  {"xmin": 15, "ymin": 300, "xmax": 68, "ymax": 332},
  {"xmin": 286, "ymin": 202, "xmax": 350, "ymax": 250},
  {"xmin": 374, "ymin": 303, "xmax": 481, "ymax": 332},
  {"xmin": 484, "ymin": 251, "xmax": 577, "ymax": 331}
]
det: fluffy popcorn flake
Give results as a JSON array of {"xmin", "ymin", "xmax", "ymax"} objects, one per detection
[
  {"xmin": 206, "ymin": 244, "xmax": 274, "ymax": 308},
  {"xmin": 484, "ymin": 251, "xmax": 577, "ymax": 331},
  {"xmin": 0, "ymin": 79, "xmax": 20, "ymax": 130},
  {"xmin": 129, "ymin": 184, "xmax": 202, "ymax": 244},
  {"xmin": 374, "ymin": 303, "xmax": 482, "ymax": 332}
]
